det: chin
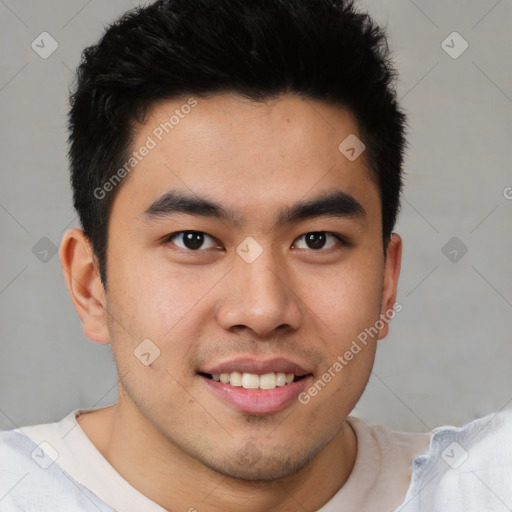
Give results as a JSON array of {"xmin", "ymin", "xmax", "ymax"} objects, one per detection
[{"xmin": 204, "ymin": 443, "xmax": 316, "ymax": 482}]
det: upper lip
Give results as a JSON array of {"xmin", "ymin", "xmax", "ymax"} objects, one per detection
[{"xmin": 200, "ymin": 357, "xmax": 312, "ymax": 377}]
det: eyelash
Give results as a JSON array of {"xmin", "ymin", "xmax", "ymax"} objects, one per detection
[{"xmin": 163, "ymin": 230, "xmax": 348, "ymax": 253}]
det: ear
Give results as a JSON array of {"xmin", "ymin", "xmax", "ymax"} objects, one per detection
[
  {"xmin": 377, "ymin": 233, "xmax": 402, "ymax": 341},
  {"xmin": 59, "ymin": 229, "xmax": 110, "ymax": 344}
]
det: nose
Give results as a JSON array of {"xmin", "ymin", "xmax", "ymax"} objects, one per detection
[{"xmin": 215, "ymin": 247, "xmax": 302, "ymax": 337}]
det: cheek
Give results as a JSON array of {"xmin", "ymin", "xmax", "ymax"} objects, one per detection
[
  {"xmin": 105, "ymin": 250, "xmax": 219, "ymax": 373},
  {"xmin": 108, "ymin": 243, "xmax": 202, "ymax": 332},
  {"xmin": 305, "ymin": 253, "xmax": 384, "ymax": 341}
]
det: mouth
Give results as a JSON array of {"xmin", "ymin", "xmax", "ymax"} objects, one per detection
[{"xmin": 197, "ymin": 358, "xmax": 313, "ymax": 414}]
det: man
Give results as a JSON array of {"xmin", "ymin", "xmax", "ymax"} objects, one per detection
[{"xmin": 1, "ymin": 1, "xmax": 511, "ymax": 511}]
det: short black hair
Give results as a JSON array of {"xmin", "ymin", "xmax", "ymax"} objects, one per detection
[{"xmin": 68, "ymin": 0, "xmax": 406, "ymax": 288}]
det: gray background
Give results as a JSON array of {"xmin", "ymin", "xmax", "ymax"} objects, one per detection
[{"xmin": 0, "ymin": 0, "xmax": 511, "ymax": 433}]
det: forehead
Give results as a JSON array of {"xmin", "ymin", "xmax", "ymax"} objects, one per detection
[{"xmin": 111, "ymin": 92, "xmax": 380, "ymax": 230}]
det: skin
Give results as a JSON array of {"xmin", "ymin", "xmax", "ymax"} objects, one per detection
[{"xmin": 60, "ymin": 92, "xmax": 402, "ymax": 512}]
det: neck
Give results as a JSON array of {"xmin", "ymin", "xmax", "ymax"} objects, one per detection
[{"xmin": 77, "ymin": 401, "xmax": 357, "ymax": 512}]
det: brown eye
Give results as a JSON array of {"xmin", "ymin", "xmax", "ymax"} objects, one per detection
[
  {"xmin": 294, "ymin": 232, "xmax": 342, "ymax": 250},
  {"xmin": 166, "ymin": 231, "xmax": 218, "ymax": 251}
]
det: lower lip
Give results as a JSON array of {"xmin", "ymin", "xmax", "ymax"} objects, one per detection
[{"xmin": 200, "ymin": 375, "xmax": 312, "ymax": 415}]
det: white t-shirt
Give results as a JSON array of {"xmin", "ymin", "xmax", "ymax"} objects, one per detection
[{"xmin": 2, "ymin": 407, "xmax": 508, "ymax": 511}]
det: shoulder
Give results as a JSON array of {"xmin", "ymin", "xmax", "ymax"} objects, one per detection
[
  {"xmin": 413, "ymin": 409, "xmax": 512, "ymax": 475},
  {"xmin": 395, "ymin": 410, "xmax": 512, "ymax": 512},
  {"xmin": 0, "ymin": 428, "xmax": 39, "ymax": 472},
  {"xmin": 0, "ymin": 428, "xmax": 54, "ymax": 510},
  {"xmin": 0, "ymin": 426, "xmax": 114, "ymax": 511}
]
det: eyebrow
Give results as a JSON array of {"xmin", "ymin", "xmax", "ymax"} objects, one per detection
[{"xmin": 141, "ymin": 189, "xmax": 366, "ymax": 228}]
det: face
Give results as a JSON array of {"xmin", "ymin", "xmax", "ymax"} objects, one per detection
[{"xmin": 90, "ymin": 92, "xmax": 400, "ymax": 480}]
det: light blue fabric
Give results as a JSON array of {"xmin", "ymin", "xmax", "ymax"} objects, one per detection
[
  {"xmin": 394, "ymin": 410, "xmax": 512, "ymax": 512},
  {"xmin": 0, "ymin": 430, "xmax": 115, "ymax": 511}
]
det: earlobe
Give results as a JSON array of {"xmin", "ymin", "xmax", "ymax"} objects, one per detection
[
  {"xmin": 59, "ymin": 229, "xmax": 110, "ymax": 344},
  {"xmin": 377, "ymin": 233, "xmax": 402, "ymax": 341}
]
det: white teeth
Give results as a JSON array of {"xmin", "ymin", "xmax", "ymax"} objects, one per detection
[
  {"xmin": 276, "ymin": 373, "xmax": 287, "ymax": 386},
  {"xmin": 259, "ymin": 373, "xmax": 277, "ymax": 390},
  {"xmin": 210, "ymin": 371, "xmax": 301, "ymax": 390},
  {"xmin": 229, "ymin": 371, "xmax": 242, "ymax": 387},
  {"xmin": 242, "ymin": 373, "xmax": 260, "ymax": 389}
]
